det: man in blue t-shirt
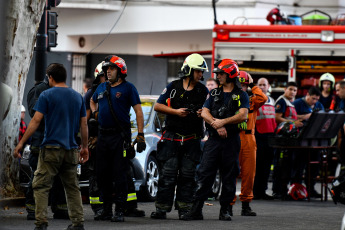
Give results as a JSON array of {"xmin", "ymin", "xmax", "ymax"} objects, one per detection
[
  {"xmin": 25, "ymin": 72, "xmax": 69, "ymax": 221},
  {"xmin": 293, "ymin": 86, "xmax": 324, "ymax": 126},
  {"xmin": 14, "ymin": 63, "xmax": 88, "ymax": 230},
  {"xmin": 90, "ymin": 55, "xmax": 146, "ymax": 223},
  {"xmin": 292, "ymin": 86, "xmax": 324, "ymax": 198}
]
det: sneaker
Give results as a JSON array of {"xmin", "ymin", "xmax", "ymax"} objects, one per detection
[
  {"xmin": 66, "ymin": 224, "xmax": 85, "ymax": 230},
  {"xmin": 124, "ymin": 208, "xmax": 145, "ymax": 217}
]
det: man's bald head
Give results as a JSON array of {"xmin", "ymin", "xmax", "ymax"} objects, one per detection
[{"xmin": 257, "ymin": 78, "xmax": 270, "ymax": 94}]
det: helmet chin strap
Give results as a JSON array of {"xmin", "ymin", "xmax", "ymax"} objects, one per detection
[{"xmin": 110, "ymin": 70, "xmax": 121, "ymax": 85}]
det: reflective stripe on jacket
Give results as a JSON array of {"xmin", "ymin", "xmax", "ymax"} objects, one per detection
[{"xmin": 256, "ymin": 96, "xmax": 277, "ymax": 134}]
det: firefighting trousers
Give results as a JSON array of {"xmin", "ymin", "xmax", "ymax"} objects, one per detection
[
  {"xmin": 96, "ymin": 131, "xmax": 128, "ymax": 211},
  {"xmin": 83, "ymin": 147, "xmax": 103, "ymax": 213},
  {"xmin": 231, "ymin": 132, "xmax": 256, "ymax": 204},
  {"xmin": 26, "ymin": 147, "xmax": 68, "ymax": 215},
  {"xmin": 125, "ymin": 159, "xmax": 138, "ymax": 210},
  {"xmin": 272, "ymin": 150, "xmax": 293, "ymax": 196},
  {"xmin": 32, "ymin": 146, "xmax": 84, "ymax": 227},
  {"xmin": 195, "ymin": 135, "xmax": 240, "ymax": 207},
  {"xmin": 253, "ymin": 133, "xmax": 275, "ymax": 197},
  {"xmin": 155, "ymin": 132, "xmax": 201, "ymax": 212}
]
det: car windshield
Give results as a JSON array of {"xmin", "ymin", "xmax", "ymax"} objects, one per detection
[{"xmin": 130, "ymin": 101, "xmax": 154, "ymax": 128}]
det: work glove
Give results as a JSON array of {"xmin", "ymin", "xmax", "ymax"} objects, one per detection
[
  {"xmin": 238, "ymin": 121, "xmax": 247, "ymax": 131},
  {"xmin": 88, "ymin": 136, "xmax": 97, "ymax": 149},
  {"xmin": 134, "ymin": 133, "xmax": 146, "ymax": 153},
  {"xmin": 235, "ymin": 110, "xmax": 248, "ymax": 131}
]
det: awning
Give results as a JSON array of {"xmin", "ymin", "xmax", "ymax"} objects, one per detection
[{"xmin": 153, "ymin": 50, "xmax": 212, "ymax": 58}]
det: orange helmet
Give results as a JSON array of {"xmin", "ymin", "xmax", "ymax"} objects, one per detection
[
  {"xmin": 102, "ymin": 55, "xmax": 127, "ymax": 77},
  {"xmin": 213, "ymin": 59, "xmax": 239, "ymax": 79},
  {"xmin": 239, "ymin": 71, "xmax": 250, "ymax": 85}
]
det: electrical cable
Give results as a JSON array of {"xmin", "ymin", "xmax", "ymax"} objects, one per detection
[{"xmin": 85, "ymin": 0, "xmax": 128, "ymax": 56}]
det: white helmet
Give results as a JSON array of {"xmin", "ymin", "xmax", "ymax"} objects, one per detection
[
  {"xmin": 319, "ymin": 73, "xmax": 335, "ymax": 89},
  {"xmin": 21, "ymin": 105, "xmax": 26, "ymax": 112},
  {"xmin": 94, "ymin": 61, "xmax": 105, "ymax": 79},
  {"xmin": 180, "ymin": 53, "xmax": 208, "ymax": 77}
]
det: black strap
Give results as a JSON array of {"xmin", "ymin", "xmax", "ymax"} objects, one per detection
[{"xmin": 105, "ymin": 83, "xmax": 129, "ymax": 141}]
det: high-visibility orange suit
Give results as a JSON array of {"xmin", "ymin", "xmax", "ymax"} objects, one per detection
[{"xmin": 231, "ymin": 72, "xmax": 267, "ymax": 216}]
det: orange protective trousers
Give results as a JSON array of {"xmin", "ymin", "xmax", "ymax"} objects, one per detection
[{"xmin": 231, "ymin": 85, "xmax": 267, "ymax": 204}]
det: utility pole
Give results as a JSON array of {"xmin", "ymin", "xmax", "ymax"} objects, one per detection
[
  {"xmin": 34, "ymin": 0, "xmax": 60, "ymax": 82},
  {"xmin": 34, "ymin": 3, "xmax": 47, "ymax": 82}
]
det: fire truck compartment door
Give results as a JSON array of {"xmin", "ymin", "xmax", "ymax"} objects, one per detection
[
  {"xmin": 215, "ymin": 47, "xmax": 289, "ymax": 62},
  {"xmin": 214, "ymin": 42, "xmax": 345, "ymax": 61}
]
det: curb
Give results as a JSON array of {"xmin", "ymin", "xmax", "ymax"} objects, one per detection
[{"xmin": 0, "ymin": 197, "xmax": 25, "ymax": 208}]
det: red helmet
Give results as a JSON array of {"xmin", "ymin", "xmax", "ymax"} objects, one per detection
[
  {"xmin": 213, "ymin": 59, "xmax": 239, "ymax": 79},
  {"xmin": 288, "ymin": 183, "xmax": 308, "ymax": 200},
  {"xmin": 102, "ymin": 55, "xmax": 127, "ymax": 77},
  {"xmin": 275, "ymin": 121, "xmax": 298, "ymax": 138},
  {"xmin": 239, "ymin": 71, "xmax": 249, "ymax": 85}
]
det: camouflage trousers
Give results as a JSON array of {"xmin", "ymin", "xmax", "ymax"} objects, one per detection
[{"xmin": 32, "ymin": 146, "xmax": 84, "ymax": 227}]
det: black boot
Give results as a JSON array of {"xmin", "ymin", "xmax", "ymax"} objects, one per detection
[
  {"xmin": 27, "ymin": 211, "xmax": 35, "ymax": 220},
  {"xmin": 111, "ymin": 210, "xmax": 125, "ymax": 222},
  {"xmin": 94, "ymin": 203, "xmax": 112, "ymax": 221},
  {"xmin": 229, "ymin": 205, "xmax": 233, "ymax": 216},
  {"xmin": 219, "ymin": 205, "xmax": 232, "ymax": 221},
  {"xmin": 53, "ymin": 210, "xmax": 69, "ymax": 219},
  {"xmin": 180, "ymin": 200, "xmax": 204, "ymax": 221},
  {"xmin": 124, "ymin": 207, "xmax": 145, "ymax": 217},
  {"xmin": 66, "ymin": 224, "xmax": 85, "ymax": 230},
  {"xmin": 178, "ymin": 209, "xmax": 189, "ymax": 220},
  {"xmin": 34, "ymin": 223, "xmax": 47, "ymax": 230},
  {"xmin": 150, "ymin": 208, "xmax": 167, "ymax": 219},
  {"xmin": 241, "ymin": 202, "xmax": 256, "ymax": 216}
]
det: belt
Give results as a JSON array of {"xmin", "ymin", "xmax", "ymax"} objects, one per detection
[
  {"xmin": 160, "ymin": 131, "xmax": 198, "ymax": 142},
  {"xmin": 245, "ymin": 129, "xmax": 252, "ymax": 134},
  {"xmin": 30, "ymin": 146, "xmax": 40, "ymax": 155}
]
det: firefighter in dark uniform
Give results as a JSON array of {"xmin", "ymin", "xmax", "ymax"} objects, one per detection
[
  {"xmin": 25, "ymin": 74, "xmax": 69, "ymax": 220},
  {"xmin": 181, "ymin": 59, "xmax": 249, "ymax": 221},
  {"xmin": 90, "ymin": 55, "xmax": 146, "ymax": 223},
  {"xmin": 150, "ymin": 53, "xmax": 209, "ymax": 220},
  {"xmin": 83, "ymin": 62, "xmax": 107, "ymax": 218},
  {"xmin": 88, "ymin": 62, "xmax": 145, "ymax": 219}
]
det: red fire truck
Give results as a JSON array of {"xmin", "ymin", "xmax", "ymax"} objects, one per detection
[{"xmin": 212, "ymin": 25, "xmax": 345, "ymax": 97}]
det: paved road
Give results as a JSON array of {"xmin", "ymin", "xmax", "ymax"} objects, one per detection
[{"xmin": 1, "ymin": 195, "xmax": 344, "ymax": 230}]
